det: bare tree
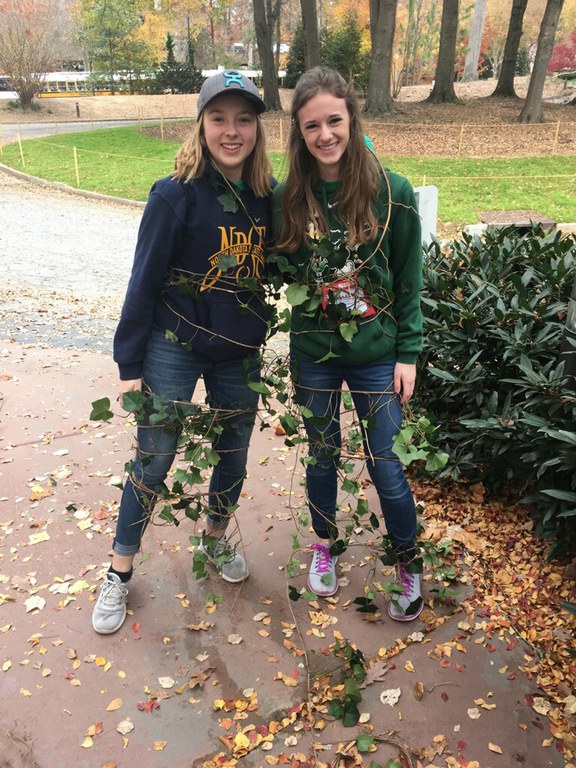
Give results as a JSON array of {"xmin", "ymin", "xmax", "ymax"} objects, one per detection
[
  {"xmin": 253, "ymin": 0, "xmax": 282, "ymax": 110},
  {"xmin": 461, "ymin": 0, "xmax": 488, "ymax": 82},
  {"xmin": 427, "ymin": 0, "xmax": 460, "ymax": 103},
  {"xmin": 518, "ymin": 0, "xmax": 565, "ymax": 122},
  {"xmin": 300, "ymin": 0, "xmax": 320, "ymax": 69},
  {"xmin": 364, "ymin": 0, "xmax": 397, "ymax": 115},
  {"xmin": 0, "ymin": 0, "xmax": 63, "ymax": 107},
  {"xmin": 491, "ymin": 0, "xmax": 529, "ymax": 97}
]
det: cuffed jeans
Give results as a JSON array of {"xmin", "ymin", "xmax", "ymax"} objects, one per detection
[
  {"xmin": 113, "ymin": 327, "xmax": 260, "ymax": 556},
  {"xmin": 292, "ymin": 357, "xmax": 417, "ymax": 554}
]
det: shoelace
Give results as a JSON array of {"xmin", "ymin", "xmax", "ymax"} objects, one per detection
[
  {"xmin": 398, "ymin": 564, "xmax": 415, "ymax": 593},
  {"xmin": 103, "ymin": 579, "xmax": 127, "ymax": 604},
  {"xmin": 310, "ymin": 543, "xmax": 332, "ymax": 573}
]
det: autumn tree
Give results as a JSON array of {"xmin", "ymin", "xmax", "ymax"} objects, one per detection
[
  {"xmin": 0, "ymin": 0, "xmax": 64, "ymax": 107},
  {"xmin": 491, "ymin": 0, "xmax": 529, "ymax": 97},
  {"xmin": 427, "ymin": 0, "xmax": 460, "ymax": 102},
  {"xmin": 253, "ymin": 0, "xmax": 282, "ymax": 110},
  {"xmin": 548, "ymin": 28, "xmax": 576, "ymax": 72},
  {"xmin": 364, "ymin": 0, "xmax": 397, "ymax": 115},
  {"xmin": 518, "ymin": 0, "xmax": 566, "ymax": 122}
]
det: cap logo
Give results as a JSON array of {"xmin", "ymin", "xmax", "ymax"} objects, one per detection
[{"xmin": 224, "ymin": 71, "xmax": 245, "ymax": 89}]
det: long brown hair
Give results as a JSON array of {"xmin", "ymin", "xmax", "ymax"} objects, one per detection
[
  {"xmin": 276, "ymin": 66, "xmax": 381, "ymax": 253},
  {"xmin": 172, "ymin": 107, "xmax": 273, "ymax": 198}
]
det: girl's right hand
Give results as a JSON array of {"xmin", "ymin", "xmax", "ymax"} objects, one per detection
[{"xmin": 118, "ymin": 378, "xmax": 142, "ymax": 407}]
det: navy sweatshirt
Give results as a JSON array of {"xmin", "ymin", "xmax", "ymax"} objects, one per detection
[{"xmin": 114, "ymin": 167, "xmax": 273, "ymax": 380}]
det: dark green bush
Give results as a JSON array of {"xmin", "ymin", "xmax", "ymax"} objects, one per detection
[{"xmin": 415, "ymin": 226, "xmax": 576, "ymax": 557}]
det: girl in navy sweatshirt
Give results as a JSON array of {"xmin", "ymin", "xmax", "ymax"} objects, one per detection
[{"xmin": 92, "ymin": 70, "xmax": 274, "ymax": 635}]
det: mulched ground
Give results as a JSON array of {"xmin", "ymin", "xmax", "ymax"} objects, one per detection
[{"xmin": 144, "ymin": 96, "xmax": 576, "ymax": 157}]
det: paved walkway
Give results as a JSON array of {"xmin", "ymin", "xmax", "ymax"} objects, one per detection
[{"xmin": 0, "ymin": 165, "xmax": 573, "ymax": 768}]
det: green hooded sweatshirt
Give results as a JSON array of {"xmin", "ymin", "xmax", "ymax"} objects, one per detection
[{"xmin": 271, "ymin": 169, "xmax": 423, "ymax": 366}]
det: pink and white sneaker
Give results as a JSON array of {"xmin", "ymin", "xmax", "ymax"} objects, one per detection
[
  {"xmin": 387, "ymin": 562, "xmax": 423, "ymax": 621},
  {"xmin": 307, "ymin": 542, "xmax": 339, "ymax": 597}
]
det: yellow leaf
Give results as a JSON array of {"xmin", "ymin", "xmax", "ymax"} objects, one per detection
[
  {"xmin": 20, "ymin": 688, "xmax": 32, "ymax": 697},
  {"xmin": 153, "ymin": 741, "xmax": 167, "ymax": 751},
  {"xmin": 95, "ymin": 656, "xmax": 107, "ymax": 666},
  {"xmin": 106, "ymin": 698, "xmax": 123, "ymax": 711},
  {"xmin": 2, "ymin": 660, "xmax": 11, "ymax": 672},
  {"xmin": 81, "ymin": 736, "xmax": 93, "ymax": 749},
  {"xmin": 404, "ymin": 660, "xmax": 415, "ymax": 673},
  {"xmin": 234, "ymin": 732, "xmax": 250, "ymax": 749},
  {"xmin": 489, "ymin": 743, "xmax": 503, "ymax": 754}
]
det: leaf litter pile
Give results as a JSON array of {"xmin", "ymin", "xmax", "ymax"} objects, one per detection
[{"xmin": 1, "ymin": 405, "xmax": 575, "ymax": 768}]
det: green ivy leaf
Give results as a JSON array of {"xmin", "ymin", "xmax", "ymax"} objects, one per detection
[
  {"xmin": 285, "ymin": 283, "xmax": 310, "ymax": 306},
  {"xmin": 217, "ymin": 190, "xmax": 238, "ymax": 213},
  {"xmin": 355, "ymin": 734, "xmax": 376, "ymax": 752},
  {"xmin": 248, "ymin": 381, "xmax": 272, "ymax": 396},
  {"xmin": 90, "ymin": 397, "xmax": 113, "ymax": 421},
  {"xmin": 217, "ymin": 253, "xmax": 238, "ymax": 271},
  {"xmin": 339, "ymin": 320, "xmax": 358, "ymax": 342}
]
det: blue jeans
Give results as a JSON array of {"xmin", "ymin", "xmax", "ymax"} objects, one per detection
[
  {"xmin": 292, "ymin": 357, "xmax": 417, "ymax": 554},
  {"xmin": 113, "ymin": 327, "xmax": 260, "ymax": 556}
]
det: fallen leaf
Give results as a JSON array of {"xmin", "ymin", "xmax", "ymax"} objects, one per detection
[
  {"xmin": 106, "ymin": 698, "xmax": 123, "ymax": 711},
  {"xmin": 116, "ymin": 720, "xmax": 134, "ymax": 736},
  {"xmin": 24, "ymin": 596, "xmax": 46, "ymax": 613},
  {"xmin": 380, "ymin": 688, "xmax": 401, "ymax": 706}
]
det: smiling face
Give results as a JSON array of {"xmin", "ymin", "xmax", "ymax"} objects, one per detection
[
  {"xmin": 201, "ymin": 93, "xmax": 258, "ymax": 182},
  {"xmin": 296, "ymin": 91, "xmax": 351, "ymax": 182}
]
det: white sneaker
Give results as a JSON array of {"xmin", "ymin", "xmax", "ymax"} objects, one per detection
[
  {"xmin": 198, "ymin": 533, "xmax": 249, "ymax": 583},
  {"xmin": 307, "ymin": 542, "xmax": 338, "ymax": 597},
  {"xmin": 387, "ymin": 562, "xmax": 423, "ymax": 621},
  {"xmin": 92, "ymin": 573, "xmax": 129, "ymax": 634}
]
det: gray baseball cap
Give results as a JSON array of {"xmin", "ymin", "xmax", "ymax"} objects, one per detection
[{"xmin": 197, "ymin": 70, "xmax": 266, "ymax": 116}]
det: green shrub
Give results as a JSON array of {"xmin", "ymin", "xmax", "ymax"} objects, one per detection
[{"xmin": 415, "ymin": 226, "xmax": 576, "ymax": 557}]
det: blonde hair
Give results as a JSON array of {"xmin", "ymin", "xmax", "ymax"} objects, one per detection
[
  {"xmin": 172, "ymin": 109, "xmax": 273, "ymax": 198},
  {"xmin": 276, "ymin": 66, "xmax": 381, "ymax": 253}
]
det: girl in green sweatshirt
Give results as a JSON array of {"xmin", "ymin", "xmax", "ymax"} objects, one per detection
[{"xmin": 271, "ymin": 67, "xmax": 424, "ymax": 621}]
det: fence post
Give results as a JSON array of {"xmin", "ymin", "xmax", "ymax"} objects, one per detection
[
  {"xmin": 457, "ymin": 124, "xmax": 465, "ymax": 157},
  {"xmin": 551, "ymin": 121, "xmax": 560, "ymax": 155},
  {"xmin": 17, "ymin": 133, "xmax": 25, "ymax": 168},
  {"xmin": 73, "ymin": 146, "xmax": 80, "ymax": 187}
]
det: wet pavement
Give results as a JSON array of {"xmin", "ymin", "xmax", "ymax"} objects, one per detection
[
  {"xmin": 0, "ymin": 341, "xmax": 572, "ymax": 768},
  {"xmin": 0, "ymin": 165, "xmax": 574, "ymax": 767}
]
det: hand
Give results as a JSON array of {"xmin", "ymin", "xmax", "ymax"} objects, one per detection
[
  {"xmin": 118, "ymin": 378, "xmax": 142, "ymax": 408},
  {"xmin": 393, "ymin": 363, "xmax": 416, "ymax": 404}
]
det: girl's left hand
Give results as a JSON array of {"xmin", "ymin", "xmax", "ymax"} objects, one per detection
[{"xmin": 393, "ymin": 362, "xmax": 416, "ymax": 404}]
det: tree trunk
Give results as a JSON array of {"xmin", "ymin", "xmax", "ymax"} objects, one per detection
[
  {"xmin": 492, "ymin": 0, "xmax": 528, "ymax": 97},
  {"xmin": 253, "ymin": 0, "xmax": 282, "ymax": 111},
  {"xmin": 518, "ymin": 0, "xmax": 565, "ymax": 123},
  {"xmin": 364, "ymin": 0, "xmax": 396, "ymax": 115},
  {"xmin": 462, "ymin": 0, "xmax": 488, "ymax": 82},
  {"xmin": 427, "ymin": 0, "xmax": 459, "ymax": 103},
  {"xmin": 300, "ymin": 0, "xmax": 320, "ymax": 69}
]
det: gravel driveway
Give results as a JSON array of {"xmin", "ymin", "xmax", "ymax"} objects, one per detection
[
  {"xmin": 0, "ymin": 168, "xmax": 144, "ymax": 353},
  {"xmin": 0, "ymin": 168, "xmax": 288, "ymax": 357}
]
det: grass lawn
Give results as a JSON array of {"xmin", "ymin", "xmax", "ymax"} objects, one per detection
[{"xmin": 1, "ymin": 126, "xmax": 575, "ymax": 229}]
